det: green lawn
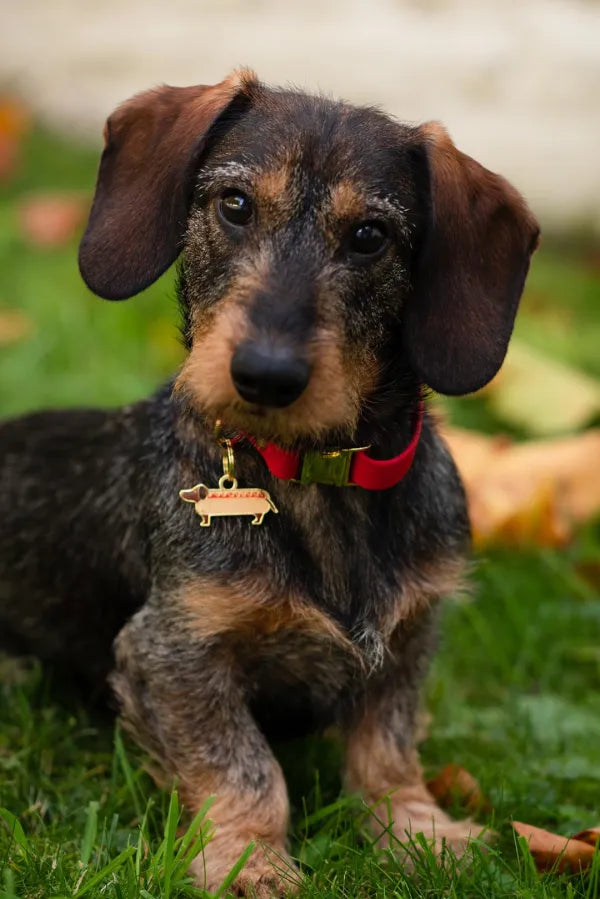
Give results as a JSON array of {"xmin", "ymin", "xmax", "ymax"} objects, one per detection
[{"xmin": 1, "ymin": 128, "xmax": 599, "ymax": 898}]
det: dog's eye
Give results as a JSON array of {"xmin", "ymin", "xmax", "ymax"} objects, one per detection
[
  {"xmin": 218, "ymin": 190, "xmax": 253, "ymax": 227},
  {"xmin": 348, "ymin": 221, "xmax": 388, "ymax": 257}
]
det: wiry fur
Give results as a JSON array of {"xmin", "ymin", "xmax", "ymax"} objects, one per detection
[{"xmin": 0, "ymin": 72, "xmax": 538, "ymax": 895}]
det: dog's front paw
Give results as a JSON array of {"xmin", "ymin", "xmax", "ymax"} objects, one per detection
[
  {"xmin": 395, "ymin": 800, "xmax": 479, "ymax": 856},
  {"xmin": 190, "ymin": 840, "xmax": 299, "ymax": 897},
  {"xmin": 373, "ymin": 795, "xmax": 483, "ymax": 860}
]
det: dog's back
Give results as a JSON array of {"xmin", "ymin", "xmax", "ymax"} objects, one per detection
[{"xmin": 0, "ymin": 402, "xmax": 151, "ymax": 680}]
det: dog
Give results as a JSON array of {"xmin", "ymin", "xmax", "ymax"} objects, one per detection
[{"xmin": 0, "ymin": 69, "xmax": 539, "ymax": 895}]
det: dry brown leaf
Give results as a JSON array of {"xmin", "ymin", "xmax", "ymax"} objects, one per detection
[
  {"xmin": 427, "ymin": 764, "xmax": 490, "ymax": 815},
  {"xmin": 572, "ymin": 828, "xmax": 600, "ymax": 848},
  {"xmin": 498, "ymin": 432, "xmax": 600, "ymax": 523},
  {"xmin": 0, "ymin": 309, "xmax": 33, "ymax": 345},
  {"xmin": 0, "ymin": 97, "xmax": 30, "ymax": 182},
  {"xmin": 442, "ymin": 426, "xmax": 600, "ymax": 547},
  {"xmin": 0, "ymin": 97, "xmax": 30, "ymax": 138},
  {"xmin": 483, "ymin": 342, "xmax": 600, "ymax": 436},
  {"xmin": 476, "ymin": 480, "xmax": 570, "ymax": 549},
  {"xmin": 437, "ymin": 427, "xmax": 511, "ymax": 478},
  {"xmin": 512, "ymin": 821, "xmax": 597, "ymax": 872},
  {"xmin": 18, "ymin": 194, "xmax": 89, "ymax": 247}
]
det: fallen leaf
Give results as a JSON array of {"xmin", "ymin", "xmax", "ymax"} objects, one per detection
[
  {"xmin": 0, "ymin": 309, "xmax": 33, "ymax": 345},
  {"xmin": 442, "ymin": 426, "xmax": 600, "ymax": 547},
  {"xmin": 483, "ymin": 342, "xmax": 600, "ymax": 436},
  {"xmin": 478, "ymin": 480, "xmax": 570, "ymax": 549},
  {"xmin": 18, "ymin": 194, "xmax": 89, "ymax": 247},
  {"xmin": 572, "ymin": 828, "xmax": 600, "ymax": 848},
  {"xmin": 427, "ymin": 764, "xmax": 490, "ymax": 815},
  {"xmin": 512, "ymin": 821, "xmax": 597, "ymax": 872},
  {"xmin": 0, "ymin": 97, "xmax": 30, "ymax": 138},
  {"xmin": 0, "ymin": 97, "xmax": 30, "ymax": 182},
  {"xmin": 479, "ymin": 431, "xmax": 600, "ymax": 524}
]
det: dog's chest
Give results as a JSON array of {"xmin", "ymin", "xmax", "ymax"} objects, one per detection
[
  {"xmin": 176, "ymin": 484, "xmax": 440, "ymax": 665},
  {"xmin": 242, "ymin": 619, "xmax": 362, "ymax": 737},
  {"xmin": 271, "ymin": 482, "xmax": 409, "ymax": 626},
  {"xmin": 170, "ymin": 440, "xmax": 466, "ymax": 711},
  {"xmin": 179, "ymin": 469, "xmax": 435, "ymax": 620}
]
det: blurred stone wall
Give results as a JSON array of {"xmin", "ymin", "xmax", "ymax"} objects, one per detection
[{"xmin": 2, "ymin": 0, "xmax": 599, "ymax": 232}]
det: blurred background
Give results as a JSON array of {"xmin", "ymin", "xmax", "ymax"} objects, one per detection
[
  {"xmin": 1, "ymin": 0, "xmax": 599, "ymax": 546},
  {"xmin": 1, "ymin": 5, "xmax": 600, "ymax": 884}
]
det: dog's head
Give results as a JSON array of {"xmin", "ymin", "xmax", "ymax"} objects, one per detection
[{"xmin": 79, "ymin": 70, "xmax": 539, "ymax": 444}]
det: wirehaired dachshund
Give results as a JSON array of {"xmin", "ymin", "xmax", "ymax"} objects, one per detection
[{"xmin": 0, "ymin": 69, "xmax": 539, "ymax": 895}]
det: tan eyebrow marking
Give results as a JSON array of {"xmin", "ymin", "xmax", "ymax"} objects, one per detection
[
  {"xmin": 255, "ymin": 166, "xmax": 291, "ymax": 205},
  {"xmin": 330, "ymin": 180, "xmax": 366, "ymax": 220}
]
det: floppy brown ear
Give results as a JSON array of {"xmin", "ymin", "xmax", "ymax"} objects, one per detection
[
  {"xmin": 404, "ymin": 122, "xmax": 540, "ymax": 395},
  {"xmin": 78, "ymin": 69, "xmax": 258, "ymax": 300}
]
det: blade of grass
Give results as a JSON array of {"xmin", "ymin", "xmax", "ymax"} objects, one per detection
[
  {"xmin": 1, "ymin": 864, "xmax": 19, "ymax": 899},
  {"xmin": 135, "ymin": 800, "xmax": 153, "ymax": 880},
  {"xmin": 215, "ymin": 841, "xmax": 256, "ymax": 898},
  {"xmin": 0, "ymin": 809, "xmax": 28, "ymax": 855},
  {"xmin": 162, "ymin": 789, "xmax": 179, "ymax": 899},
  {"xmin": 79, "ymin": 800, "xmax": 99, "ymax": 867},
  {"xmin": 113, "ymin": 727, "xmax": 143, "ymax": 820},
  {"xmin": 174, "ymin": 795, "xmax": 215, "ymax": 869},
  {"xmin": 73, "ymin": 846, "xmax": 136, "ymax": 898},
  {"xmin": 585, "ymin": 845, "xmax": 600, "ymax": 898}
]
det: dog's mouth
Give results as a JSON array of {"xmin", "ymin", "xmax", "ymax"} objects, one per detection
[
  {"xmin": 175, "ymin": 327, "xmax": 375, "ymax": 445},
  {"xmin": 210, "ymin": 395, "xmax": 357, "ymax": 448},
  {"xmin": 213, "ymin": 400, "xmax": 310, "ymax": 444},
  {"xmin": 237, "ymin": 404, "xmax": 268, "ymax": 419}
]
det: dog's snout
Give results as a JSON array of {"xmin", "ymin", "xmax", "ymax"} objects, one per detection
[{"xmin": 230, "ymin": 342, "xmax": 310, "ymax": 408}]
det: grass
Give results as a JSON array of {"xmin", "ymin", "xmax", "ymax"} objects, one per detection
[{"xmin": 1, "ymin": 126, "xmax": 599, "ymax": 897}]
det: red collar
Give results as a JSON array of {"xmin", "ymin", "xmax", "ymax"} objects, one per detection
[{"xmin": 235, "ymin": 400, "xmax": 424, "ymax": 490}]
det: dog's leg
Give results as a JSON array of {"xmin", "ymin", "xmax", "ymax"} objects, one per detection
[
  {"xmin": 111, "ymin": 604, "xmax": 297, "ymax": 897},
  {"xmin": 343, "ymin": 613, "xmax": 475, "ymax": 859}
]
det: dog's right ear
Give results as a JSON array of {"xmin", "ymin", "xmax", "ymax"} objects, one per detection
[
  {"xmin": 79, "ymin": 69, "xmax": 257, "ymax": 300},
  {"xmin": 403, "ymin": 123, "xmax": 539, "ymax": 395}
]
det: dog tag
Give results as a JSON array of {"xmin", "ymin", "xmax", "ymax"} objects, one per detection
[{"xmin": 179, "ymin": 476, "xmax": 278, "ymax": 526}]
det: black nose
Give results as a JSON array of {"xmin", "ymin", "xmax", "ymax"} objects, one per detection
[{"xmin": 230, "ymin": 342, "xmax": 310, "ymax": 408}]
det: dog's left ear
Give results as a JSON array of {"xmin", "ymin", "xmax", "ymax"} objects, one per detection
[
  {"xmin": 404, "ymin": 122, "xmax": 540, "ymax": 395},
  {"xmin": 79, "ymin": 69, "xmax": 258, "ymax": 300}
]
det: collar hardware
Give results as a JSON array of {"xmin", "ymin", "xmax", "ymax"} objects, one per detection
[
  {"xmin": 230, "ymin": 399, "xmax": 425, "ymax": 492},
  {"xmin": 295, "ymin": 445, "xmax": 371, "ymax": 487}
]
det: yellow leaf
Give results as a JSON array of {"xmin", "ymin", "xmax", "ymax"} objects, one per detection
[
  {"xmin": 442, "ymin": 426, "xmax": 600, "ymax": 547},
  {"xmin": 484, "ymin": 342, "xmax": 600, "ymax": 436}
]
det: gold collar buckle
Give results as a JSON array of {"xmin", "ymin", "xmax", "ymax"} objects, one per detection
[{"xmin": 297, "ymin": 446, "xmax": 370, "ymax": 487}]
